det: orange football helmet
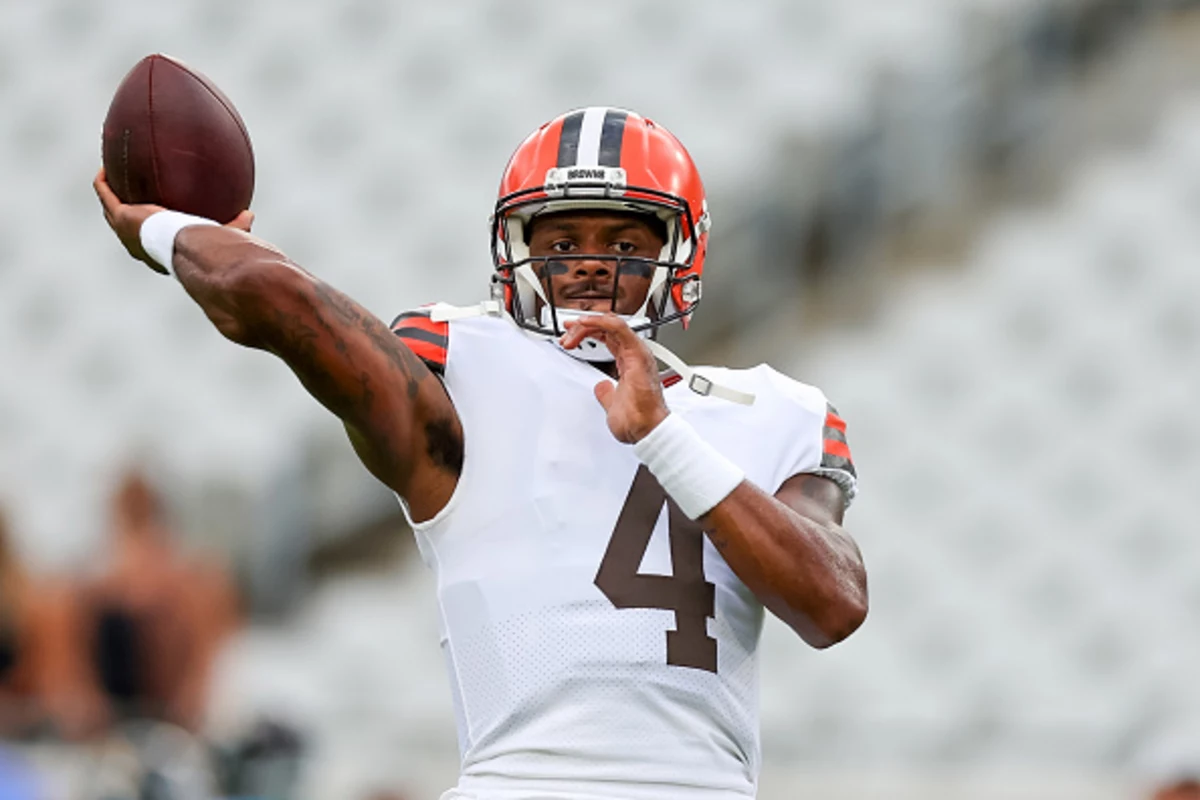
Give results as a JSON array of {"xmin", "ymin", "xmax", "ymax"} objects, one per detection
[{"xmin": 491, "ymin": 107, "xmax": 711, "ymax": 339}]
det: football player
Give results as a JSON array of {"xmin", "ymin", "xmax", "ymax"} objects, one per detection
[{"xmin": 95, "ymin": 107, "xmax": 867, "ymax": 800}]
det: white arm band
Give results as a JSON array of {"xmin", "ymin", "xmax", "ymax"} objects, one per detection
[
  {"xmin": 633, "ymin": 413, "xmax": 745, "ymax": 520},
  {"xmin": 139, "ymin": 210, "xmax": 219, "ymax": 275}
]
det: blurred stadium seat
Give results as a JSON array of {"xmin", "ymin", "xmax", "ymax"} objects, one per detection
[{"xmin": 760, "ymin": 93, "xmax": 1200, "ymax": 790}]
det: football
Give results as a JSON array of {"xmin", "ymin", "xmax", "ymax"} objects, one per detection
[{"xmin": 102, "ymin": 54, "xmax": 254, "ymax": 224}]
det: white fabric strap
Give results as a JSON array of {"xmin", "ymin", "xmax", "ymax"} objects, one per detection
[
  {"xmin": 645, "ymin": 340, "xmax": 756, "ymax": 405},
  {"xmin": 633, "ymin": 413, "xmax": 745, "ymax": 520},
  {"xmin": 139, "ymin": 210, "xmax": 219, "ymax": 274},
  {"xmin": 428, "ymin": 300, "xmax": 504, "ymax": 322}
]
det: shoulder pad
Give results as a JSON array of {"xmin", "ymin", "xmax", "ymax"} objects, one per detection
[{"xmin": 390, "ymin": 307, "xmax": 449, "ymax": 376}]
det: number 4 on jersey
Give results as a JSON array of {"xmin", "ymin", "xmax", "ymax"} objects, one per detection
[{"xmin": 594, "ymin": 465, "xmax": 718, "ymax": 673}]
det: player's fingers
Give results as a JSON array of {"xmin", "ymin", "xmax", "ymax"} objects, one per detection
[
  {"xmin": 93, "ymin": 173, "xmax": 133, "ymax": 235},
  {"xmin": 561, "ymin": 314, "xmax": 633, "ymax": 351},
  {"xmin": 598, "ymin": 315, "xmax": 647, "ymax": 360},
  {"xmin": 93, "ymin": 169, "xmax": 119, "ymax": 218},
  {"xmin": 587, "ymin": 315, "xmax": 656, "ymax": 371},
  {"xmin": 593, "ymin": 379, "xmax": 616, "ymax": 410},
  {"xmin": 227, "ymin": 209, "xmax": 255, "ymax": 233},
  {"xmin": 560, "ymin": 319, "xmax": 602, "ymax": 350},
  {"xmin": 563, "ymin": 316, "xmax": 658, "ymax": 378},
  {"xmin": 560, "ymin": 322, "xmax": 605, "ymax": 351}
]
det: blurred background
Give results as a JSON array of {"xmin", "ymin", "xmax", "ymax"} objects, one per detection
[{"xmin": 1, "ymin": 0, "xmax": 1199, "ymax": 797}]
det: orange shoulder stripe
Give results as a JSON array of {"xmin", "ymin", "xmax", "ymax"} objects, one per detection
[
  {"xmin": 820, "ymin": 402, "xmax": 856, "ymax": 477},
  {"xmin": 823, "ymin": 438, "xmax": 852, "ymax": 460},
  {"xmin": 391, "ymin": 310, "xmax": 448, "ymax": 374}
]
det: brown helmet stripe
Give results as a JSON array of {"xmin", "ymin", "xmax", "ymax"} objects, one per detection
[
  {"xmin": 598, "ymin": 109, "xmax": 628, "ymax": 167},
  {"xmin": 556, "ymin": 110, "xmax": 585, "ymax": 167}
]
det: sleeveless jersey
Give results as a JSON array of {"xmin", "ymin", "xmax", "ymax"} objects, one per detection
[{"xmin": 390, "ymin": 311, "xmax": 857, "ymax": 800}]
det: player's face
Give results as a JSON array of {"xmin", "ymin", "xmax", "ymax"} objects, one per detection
[{"xmin": 526, "ymin": 211, "xmax": 665, "ymax": 315}]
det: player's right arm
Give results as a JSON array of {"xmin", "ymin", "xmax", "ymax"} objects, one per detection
[{"xmin": 93, "ymin": 172, "xmax": 460, "ymax": 521}]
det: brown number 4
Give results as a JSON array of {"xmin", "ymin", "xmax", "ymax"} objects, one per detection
[{"xmin": 594, "ymin": 465, "xmax": 718, "ymax": 673}]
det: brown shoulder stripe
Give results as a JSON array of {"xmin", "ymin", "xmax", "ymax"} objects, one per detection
[{"xmin": 391, "ymin": 310, "xmax": 448, "ymax": 375}]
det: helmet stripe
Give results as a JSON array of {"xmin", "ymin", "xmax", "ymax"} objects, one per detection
[
  {"xmin": 556, "ymin": 110, "xmax": 585, "ymax": 167},
  {"xmin": 575, "ymin": 107, "xmax": 607, "ymax": 167},
  {"xmin": 598, "ymin": 109, "xmax": 628, "ymax": 167}
]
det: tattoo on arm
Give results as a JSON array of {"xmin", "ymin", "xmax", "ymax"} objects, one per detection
[
  {"xmin": 310, "ymin": 281, "xmax": 425, "ymax": 398},
  {"xmin": 426, "ymin": 417, "xmax": 464, "ymax": 474},
  {"xmin": 257, "ymin": 277, "xmax": 460, "ymax": 478}
]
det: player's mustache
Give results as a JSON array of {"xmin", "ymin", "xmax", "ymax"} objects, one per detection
[
  {"xmin": 562, "ymin": 282, "xmax": 619, "ymax": 300},
  {"xmin": 545, "ymin": 259, "xmax": 653, "ymax": 299}
]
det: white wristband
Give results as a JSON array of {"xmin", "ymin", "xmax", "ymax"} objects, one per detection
[
  {"xmin": 633, "ymin": 413, "xmax": 745, "ymax": 520},
  {"xmin": 139, "ymin": 210, "xmax": 219, "ymax": 274}
]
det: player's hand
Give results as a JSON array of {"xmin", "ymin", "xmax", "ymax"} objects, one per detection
[
  {"xmin": 560, "ymin": 314, "xmax": 669, "ymax": 444},
  {"xmin": 93, "ymin": 168, "xmax": 254, "ymax": 273}
]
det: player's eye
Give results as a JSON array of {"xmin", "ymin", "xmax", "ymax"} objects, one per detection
[
  {"xmin": 612, "ymin": 240, "xmax": 639, "ymax": 255},
  {"xmin": 550, "ymin": 240, "xmax": 576, "ymax": 253}
]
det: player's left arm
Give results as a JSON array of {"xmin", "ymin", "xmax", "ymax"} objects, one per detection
[
  {"xmin": 701, "ymin": 475, "xmax": 866, "ymax": 649},
  {"xmin": 562, "ymin": 313, "xmax": 867, "ymax": 650}
]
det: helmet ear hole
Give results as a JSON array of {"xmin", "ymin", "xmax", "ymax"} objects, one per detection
[{"xmin": 681, "ymin": 279, "xmax": 702, "ymax": 305}]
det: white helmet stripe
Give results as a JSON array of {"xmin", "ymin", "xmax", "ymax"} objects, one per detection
[{"xmin": 575, "ymin": 107, "xmax": 608, "ymax": 167}]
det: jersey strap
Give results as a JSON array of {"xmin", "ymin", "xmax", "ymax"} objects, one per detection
[
  {"xmin": 427, "ymin": 300, "xmax": 504, "ymax": 322},
  {"xmin": 821, "ymin": 403, "xmax": 856, "ymax": 477},
  {"xmin": 644, "ymin": 340, "xmax": 755, "ymax": 405},
  {"xmin": 390, "ymin": 309, "xmax": 449, "ymax": 375}
]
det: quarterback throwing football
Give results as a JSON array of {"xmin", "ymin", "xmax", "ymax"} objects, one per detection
[{"xmin": 95, "ymin": 107, "xmax": 868, "ymax": 800}]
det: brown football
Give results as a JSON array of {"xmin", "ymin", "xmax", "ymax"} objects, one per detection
[{"xmin": 102, "ymin": 54, "xmax": 254, "ymax": 224}]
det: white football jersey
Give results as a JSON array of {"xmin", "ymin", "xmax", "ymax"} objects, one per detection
[{"xmin": 389, "ymin": 310, "xmax": 857, "ymax": 800}]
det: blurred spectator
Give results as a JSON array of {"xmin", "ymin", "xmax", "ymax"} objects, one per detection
[
  {"xmin": 0, "ymin": 508, "xmax": 107, "ymax": 739},
  {"xmin": 0, "ymin": 509, "xmax": 42, "ymax": 737},
  {"xmin": 1154, "ymin": 781, "xmax": 1200, "ymax": 800},
  {"xmin": 1138, "ymin": 727, "xmax": 1200, "ymax": 800},
  {"xmin": 81, "ymin": 470, "xmax": 240, "ymax": 732}
]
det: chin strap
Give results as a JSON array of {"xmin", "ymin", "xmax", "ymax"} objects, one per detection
[
  {"xmin": 426, "ymin": 302, "xmax": 754, "ymax": 405},
  {"xmin": 644, "ymin": 340, "xmax": 755, "ymax": 406}
]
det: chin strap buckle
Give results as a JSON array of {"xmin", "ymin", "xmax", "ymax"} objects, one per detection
[
  {"xmin": 644, "ymin": 340, "xmax": 755, "ymax": 406},
  {"xmin": 688, "ymin": 374, "xmax": 714, "ymax": 396}
]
